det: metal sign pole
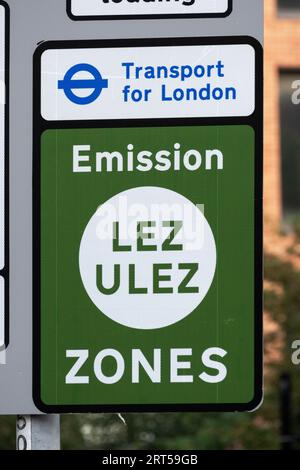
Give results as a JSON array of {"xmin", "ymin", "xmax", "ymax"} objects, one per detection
[{"xmin": 16, "ymin": 415, "xmax": 60, "ymax": 450}]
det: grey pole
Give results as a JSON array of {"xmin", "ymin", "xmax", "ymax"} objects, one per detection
[{"xmin": 16, "ymin": 415, "xmax": 60, "ymax": 450}]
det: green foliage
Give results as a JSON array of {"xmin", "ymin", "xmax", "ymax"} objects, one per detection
[
  {"xmin": 60, "ymin": 411, "xmax": 278, "ymax": 450},
  {"xmin": 264, "ymin": 254, "xmax": 300, "ymax": 447},
  {"xmin": 0, "ymin": 416, "xmax": 15, "ymax": 450}
]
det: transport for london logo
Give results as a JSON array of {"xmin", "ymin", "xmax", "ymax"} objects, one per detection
[{"xmin": 58, "ymin": 63, "xmax": 108, "ymax": 105}]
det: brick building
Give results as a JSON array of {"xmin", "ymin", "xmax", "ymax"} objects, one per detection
[{"xmin": 265, "ymin": 0, "xmax": 300, "ymax": 230}]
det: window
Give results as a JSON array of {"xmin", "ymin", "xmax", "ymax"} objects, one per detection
[
  {"xmin": 280, "ymin": 71, "xmax": 300, "ymax": 221},
  {"xmin": 278, "ymin": 0, "xmax": 300, "ymax": 16}
]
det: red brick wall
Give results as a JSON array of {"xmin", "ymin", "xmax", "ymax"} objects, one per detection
[{"xmin": 265, "ymin": 0, "xmax": 300, "ymax": 229}]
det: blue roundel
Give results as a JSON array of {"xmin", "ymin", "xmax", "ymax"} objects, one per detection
[{"xmin": 58, "ymin": 63, "xmax": 108, "ymax": 105}]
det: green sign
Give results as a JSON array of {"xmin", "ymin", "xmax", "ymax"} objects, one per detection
[{"xmin": 33, "ymin": 38, "xmax": 263, "ymax": 413}]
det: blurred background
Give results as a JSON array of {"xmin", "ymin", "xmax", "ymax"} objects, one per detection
[{"xmin": 1, "ymin": 0, "xmax": 300, "ymax": 450}]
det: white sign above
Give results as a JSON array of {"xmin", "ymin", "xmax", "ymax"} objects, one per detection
[
  {"xmin": 40, "ymin": 42, "xmax": 255, "ymax": 122},
  {"xmin": 68, "ymin": 0, "xmax": 231, "ymax": 19}
]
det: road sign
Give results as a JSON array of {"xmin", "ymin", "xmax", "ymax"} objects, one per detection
[
  {"xmin": 0, "ymin": 1, "xmax": 8, "ymax": 352},
  {"xmin": 41, "ymin": 41, "xmax": 255, "ymax": 121},
  {"xmin": 67, "ymin": 0, "xmax": 232, "ymax": 20},
  {"xmin": 0, "ymin": 0, "xmax": 262, "ymax": 416},
  {"xmin": 33, "ymin": 35, "xmax": 263, "ymax": 413}
]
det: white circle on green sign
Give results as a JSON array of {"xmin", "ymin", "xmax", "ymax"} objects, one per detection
[{"xmin": 79, "ymin": 187, "xmax": 216, "ymax": 330}]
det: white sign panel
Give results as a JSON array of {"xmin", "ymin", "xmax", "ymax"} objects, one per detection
[
  {"xmin": 0, "ymin": 3, "xmax": 6, "ymax": 350},
  {"xmin": 68, "ymin": 0, "xmax": 231, "ymax": 19},
  {"xmin": 40, "ymin": 42, "xmax": 255, "ymax": 122}
]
